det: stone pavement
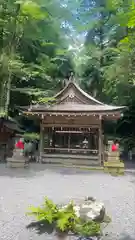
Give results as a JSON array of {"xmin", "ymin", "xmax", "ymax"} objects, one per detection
[{"xmin": 0, "ymin": 163, "xmax": 134, "ymax": 240}]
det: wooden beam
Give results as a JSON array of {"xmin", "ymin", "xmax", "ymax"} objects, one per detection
[
  {"xmin": 44, "ymin": 147, "xmax": 98, "ymax": 154},
  {"xmin": 68, "ymin": 133, "xmax": 71, "ymax": 152},
  {"xmin": 41, "ymin": 123, "xmax": 100, "ymax": 128},
  {"xmin": 98, "ymin": 121, "xmax": 102, "ymax": 166},
  {"xmin": 39, "ymin": 124, "xmax": 44, "ymax": 162},
  {"xmin": 55, "ymin": 130, "xmax": 84, "ymax": 133}
]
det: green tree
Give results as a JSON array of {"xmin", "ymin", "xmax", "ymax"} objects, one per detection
[
  {"xmin": 74, "ymin": 0, "xmax": 135, "ymax": 105},
  {"xmin": 0, "ymin": 0, "xmax": 74, "ymax": 115}
]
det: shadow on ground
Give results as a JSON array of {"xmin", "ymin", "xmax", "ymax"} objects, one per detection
[
  {"xmin": 26, "ymin": 220, "xmax": 75, "ymax": 239},
  {"xmin": 26, "ymin": 221, "xmax": 134, "ymax": 240},
  {"xmin": 26, "ymin": 220, "xmax": 54, "ymax": 235},
  {"xmin": 0, "ymin": 163, "xmax": 103, "ymax": 178},
  {"xmin": 0, "ymin": 162, "xmax": 134, "ymax": 178}
]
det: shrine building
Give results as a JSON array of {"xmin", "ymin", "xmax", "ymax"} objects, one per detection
[{"xmin": 24, "ymin": 77, "xmax": 125, "ymax": 165}]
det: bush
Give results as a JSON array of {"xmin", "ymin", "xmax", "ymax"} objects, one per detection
[{"xmin": 27, "ymin": 197, "xmax": 104, "ymax": 238}]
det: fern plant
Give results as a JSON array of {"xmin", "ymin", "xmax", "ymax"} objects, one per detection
[
  {"xmin": 56, "ymin": 201, "xmax": 79, "ymax": 232},
  {"xmin": 27, "ymin": 197, "xmax": 58, "ymax": 223},
  {"xmin": 75, "ymin": 221, "xmax": 101, "ymax": 237},
  {"xmin": 27, "ymin": 197, "xmax": 107, "ymax": 238}
]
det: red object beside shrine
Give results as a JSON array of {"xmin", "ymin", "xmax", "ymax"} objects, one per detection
[
  {"xmin": 111, "ymin": 144, "xmax": 118, "ymax": 151},
  {"xmin": 15, "ymin": 140, "xmax": 24, "ymax": 149}
]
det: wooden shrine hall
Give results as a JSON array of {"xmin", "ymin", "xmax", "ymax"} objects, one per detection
[{"xmin": 24, "ymin": 77, "xmax": 125, "ymax": 165}]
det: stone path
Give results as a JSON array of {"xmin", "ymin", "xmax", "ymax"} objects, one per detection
[{"xmin": 0, "ymin": 163, "xmax": 134, "ymax": 240}]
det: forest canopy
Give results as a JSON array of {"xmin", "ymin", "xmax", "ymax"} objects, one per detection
[{"xmin": 0, "ymin": 0, "xmax": 135, "ymax": 143}]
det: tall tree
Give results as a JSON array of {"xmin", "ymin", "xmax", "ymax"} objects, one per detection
[
  {"xmin": 74, "ymin": 0, "xmax": 114, "ymax": 99},
  {"xmin": 0, "ymin": 0, "xmax": 74, "ymax": 115},
  {"xmin": 74, "ymin": 0, "xmax": 134, "ymax": 105}
]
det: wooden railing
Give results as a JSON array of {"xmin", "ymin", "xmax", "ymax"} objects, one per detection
[{"xmin": 44, "ymin": 147, "xmax": 98, "ymax": 155}]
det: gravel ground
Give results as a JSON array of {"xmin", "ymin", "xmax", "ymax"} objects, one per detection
[{"xmin": 0, "ymin": 163, "xmax": 134, "ymax": 240}]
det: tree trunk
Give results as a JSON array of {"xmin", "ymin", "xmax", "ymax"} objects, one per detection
[
  {"xmin": 0, "ymin": 82, "xmax": 6, "ymax": 112},
  {"xmin": 3, "ymin": 3, "xmax": 20, "ymax": 115},
  {"xmin": 5, "ymin": 72, "xmax": 12, "ymax": 115}
]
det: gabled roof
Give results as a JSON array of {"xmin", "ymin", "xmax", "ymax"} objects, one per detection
[
  {"xmin": 29, "ymin": 103, "xmax": 124, "ymax": 112},
  {"xmin": 54, "ymin": 80, "xmax": 104, "ymax": 105},
  {"xmin": 25, "ymin": 79, "xmax": 125, "ymax": 114}
]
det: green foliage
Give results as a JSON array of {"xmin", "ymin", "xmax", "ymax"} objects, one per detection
[
  {"xmin": 75, "ymin": 221, "xmax": 101, "ymax": 237},
  {"xmin": 0, "ymin": 0, "xmax": 74, "ymax": 114},
  {"xmin": 23, "ymin": 132, "xmax": 39, "ymax": 140},
  {"xmin": 27, "ymin": 198, "xmax": 104, "ymax": 237},
  {"xmin": 20, "ymin": 1, "xmax": 49, "ymax": 20},
  {"xmin": 1, "ymin": 0, "xmax": 135, "ymax": 142},
  {"xmin": 56, "ymin": 201, "xmax": 78, "ymax": 232},
  {"xmin": 33, "ymin": 97, "xmax": 56, "ymax": 104},
  {"xmin": 27, "ymin": 197, "xmax": 58, "ymax": 223},
  {"xmin": 74, "ymin": 0, "xmax": 135, "ymax": 109}
]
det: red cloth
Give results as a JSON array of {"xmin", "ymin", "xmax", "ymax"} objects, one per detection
[
  {"xmin": 15, "ymin": 141, "xmax": 24, "ymax": 149},
  {"xmin": 112, "ymin": 144, "xmax": 118, "ymax": 151}
]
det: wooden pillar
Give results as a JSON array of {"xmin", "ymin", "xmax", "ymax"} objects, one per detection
[
  {"xmin": 68, "ymin": 133, "xmax": 71, "ymax": 152},
  {"xmin": 102, "ymin": 134, "xmax": 105, "ymax": 163},
  {"xmin": 98, "ymin": 117, "xmax": 102, "ymax": 165},
  {"xmin": 52, "ymin": 129, "xmax": 55, "ymax": 149},
  {"xmin": 39, "ymin": 123, "xmax": 44, "ymax": 162}
]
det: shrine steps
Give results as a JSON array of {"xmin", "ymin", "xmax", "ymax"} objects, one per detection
[{"xmin": 41, "ymin": 154, "xmax": 100, "ymax": 166}]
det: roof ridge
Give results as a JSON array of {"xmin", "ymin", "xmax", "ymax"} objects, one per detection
[
  {"xmin": 54, "ymin": 79, "xmax": 104, "ymax": 105},
  {"xmin": 73, "ymin": 82, "xmax": 104, "ymax": 105}
]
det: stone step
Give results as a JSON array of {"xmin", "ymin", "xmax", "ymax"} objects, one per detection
[
  {"xmin": 7, "ymin": 161, "xmax": 28, "ymax": 168},
  {"xmin": 42, "ymin": 154, "xmax": 99, "ymax": 166},
  {"xmin": 42, "ymin": 153, "xmax": 98, "ymax": 160}
]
